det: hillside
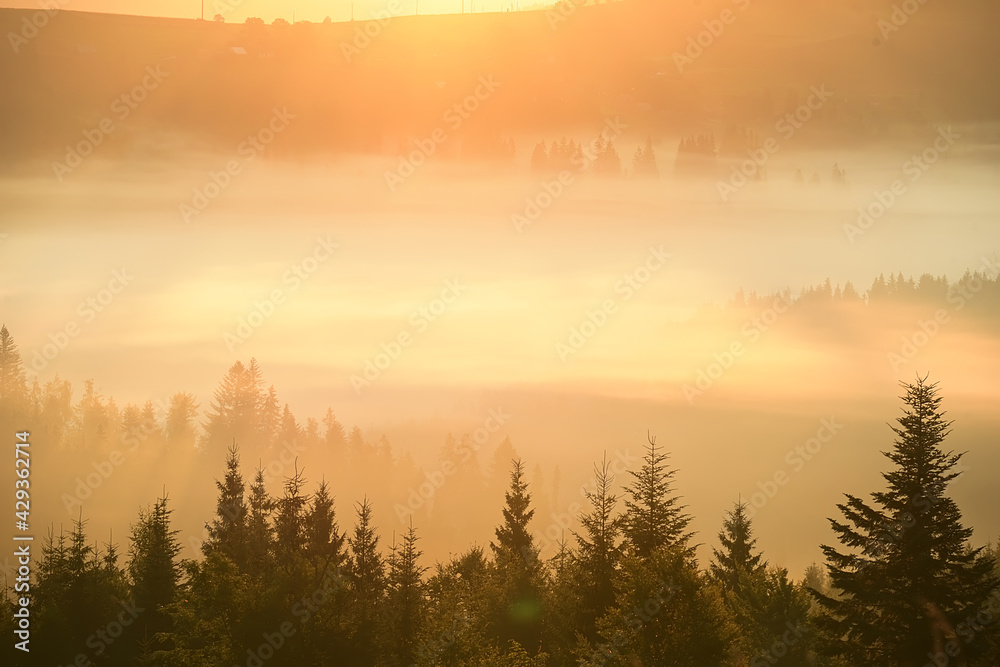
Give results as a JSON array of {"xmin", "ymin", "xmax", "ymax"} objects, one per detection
[{"xmin": 2, "ymin": 0, "xmax": 999, "ymax": 162}]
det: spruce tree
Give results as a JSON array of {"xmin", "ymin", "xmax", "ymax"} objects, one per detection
[
  {"xmin": 385, "ymin": 520, "xmax": 426, "ymax": 666},
  {"xmin": 33, "ymin": 518, "xmax": 129, "ymax": 665},
  {"xmin": 128, "ymin": 494, "xmax": 182, "ymax": 654},
  {"xmin": 323, "ymin": 407, "xmax": 346, "ymax": 452},
  {"xmin": 710, "ymin": 499, "xmax": 765, "ymax": 591},
  {"xmin": 347, "ymin": 497, "xmax": 385, "ymax": 665},
  {"xmin": 573, "ymin": 453, "xmax": 624, "ymax": 637},
  {"xmin": 203, "ymin": 443, "xmax": 248, "ymax": 570},
  {"xmin": 588, "ymin": 548, "xmax": 731, "ymax": 667},
  {"xmin": 303, "ymin": 479, "xmax": 347, "ymax": 586},
  {"xmin": 273, "ymin": 464, "xmax": 311, "ymax": 590},
  {"xmin": 815, "ymin": 376, "xmax": 1000, "ymax": 664},
  {"xmin": 0, "ymin": 325, "xmax": 27, "ymax": 417},
  {"xmin": 245, "ymin": 464, "xmax": 274, "ymax": 583},
  {"xmin": 622, "ymin": 433, "xmax": 693, "ymax": 558},
  {"xmin": 491, "ymin": 458, "xmax": 544, "ymax": 655},
  {"xmin": 204, "ymin": 359, "xmax": 272, "ymax": 451},
  {"xmin": 165, "ymin": 391, "xmax": 199, "ymax": 447}
]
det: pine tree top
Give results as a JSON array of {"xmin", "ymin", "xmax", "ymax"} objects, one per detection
[
  {"xmin": 710, "ymin": 499, "xmax": 765, "ymax": 589},
  {"xmin": 815, "ymin": 376, "xmax": 1000, "ymax": 664},
  {"xmin": 622, "ymin": 433, "xmax": 693, "ymax": 559}
]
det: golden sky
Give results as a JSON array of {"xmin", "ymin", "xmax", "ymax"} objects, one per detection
[{"xmin": 0, "ymin": 0, "xmax": 536, "ymax": 23}]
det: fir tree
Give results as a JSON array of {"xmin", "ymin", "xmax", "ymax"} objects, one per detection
[
  {"xmin": 128, "ymin": 494, "xmax": 183, "ymax": 653},
  {"xmin": 385, "ymin": 520, "xmax": 426, "ymax": 666},
  {"xmin": 622, "ymin": 433, "xmax": 693, "ymax": 558},
  {"xmin": 274, "ymin": 464, "xmax": 311, "ymax": 588},
  {"xmin": 203, "ymin": 443, "xmax": 248, "ymax": 570},
  {"xmin": 0, "ymin": 324, "xmax": 27, "ymax": 417},
  {"xmin": 165, "ymin": 391, "xmax": 200, "ymax": 446},
  {"xmin": 710, "ymin": 499, "xmax": 765, "ymax": 591},
  {"xmin": 32, "ymin": 518, "xmax": 129, "ymax": 665},
  {"xmin": 347, "ymin": 497, "xmax": 385, "ymax": 665},
  {"xmin": 323, "ymin": 407, "xmax": 346, "ymax": 452},
  {"xmin": 491, "ymin": 458, "xmax": 544, "ymax": 656},
  {"xmin": 814, "ymin": 376, "xmax": 1000, "ymax": 664},
  {"xmin": 245, "ymin": 464, "xmax": 274, "ymax": 583},
  {"xmin": 632, "ymin": 136, "xmax": 658, "ymax": 178},
  {"xmin": 303, "ymin": 479, "xmax": 347, "ymax": 586},
  {"xmin": 573, "ymin": 453, "xmax": 624, "ymax": 637}
]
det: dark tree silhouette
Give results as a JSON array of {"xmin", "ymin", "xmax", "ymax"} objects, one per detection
[
  {"xmin": 245, "ymin": 464, "xmax": 274, "ymax": 583},
  {"xmin": 710, "ymin": 498, "xmax": 765, "ymax": 591},
  {"xmin": 814, "ymin": 376, "xmax": 1000, "ymax": 664},
  {"xmin": 491, "ymin": 458, "xmax": 544, "ymax": 655},
  {"xmin": 384, "ymin": 520, "xmax": 426, "ymax": 665},
  {"xmin": 347, "ymin": 497, "xmax": 385, "ymax": 664},
  {"xmin": 622, "ymin": 433, "xmax": 693, "ymax": 558},
  {"xmin": 572, "ymin": 453, "xmax": 624, "ymax": 639},
  {"xmin": 128, "ymin": 494, "xmax": 182, "ymax": 655},
  {"xmin": 203, "ymin": 443, "xmax": 249, "ymax": 570}
]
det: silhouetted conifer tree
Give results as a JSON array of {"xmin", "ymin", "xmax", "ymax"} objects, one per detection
[
  {"xmin": 128, "ymin": 495, "xmax": 182, "ymax": 656},
  {"xmin": 710, "ymin": 499, "xmax": 765, "ymax": 591},
  {"xmin": 572, "ymin": 454, "xmax": 624, "ymax": 638},
  {"xmin": 347, "ymin": 497, "xmax": 384, "ymax": 665},
  {"xmin": 814, "ymin": 376, "xmax": 1000, "ymax": 664},
  {"xmin": 385, "ymin": 521, "xmax": 426, "ymax": 665},
  {"xmin": 491, "ymin": 458, "xmax": 544, "ymax": 655},
  {"xmin": 622, "ymin": 433, "xmax": 692, "ymax": 558},
  {"xmin": 203, "ymin": 443, "xmax": 249, "ymax": 570}
]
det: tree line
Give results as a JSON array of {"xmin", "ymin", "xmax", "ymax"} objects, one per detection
[{"xmin": 1, "ymin": 357, "xmax": 998, "ymax": 664}]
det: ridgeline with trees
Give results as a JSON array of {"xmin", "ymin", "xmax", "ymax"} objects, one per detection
[{"xmin": 1, "ymin": 315, "xmax": 998, "ymax": 665}]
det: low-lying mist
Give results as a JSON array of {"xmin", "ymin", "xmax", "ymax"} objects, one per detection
[{"xmin": 2, "ymin": 137, "xmax": 999, "ymax": 578}]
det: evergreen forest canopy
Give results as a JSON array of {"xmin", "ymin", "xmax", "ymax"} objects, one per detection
[{"xmin": 1, "ymin": 275, "xmax": 999, "ymax": 666}]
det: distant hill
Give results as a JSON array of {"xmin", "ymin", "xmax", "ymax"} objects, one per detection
[{"xmin": 2, "ymin": 0, "xmax": 999, "ymax": 162}]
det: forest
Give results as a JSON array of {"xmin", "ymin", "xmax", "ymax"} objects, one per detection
[{"xmin": 1, "ymin": 271, "xmax": 999, "ymax": 666}]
